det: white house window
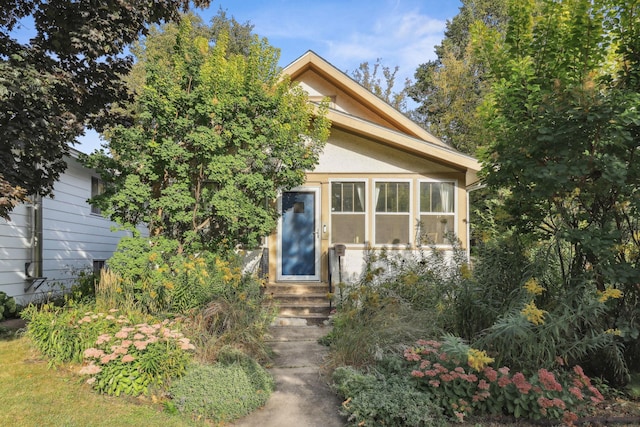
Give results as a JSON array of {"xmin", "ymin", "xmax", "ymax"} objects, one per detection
[
  {"xmin": 419, "ymin": 181, "xmax": 455, "ymax": 245},
  {"xmin": 375, "ymin": 181, "xmax": 410, "ymax": 245},
  {"xmin": 331, "ymin": 181, "xmax": 365, "ymax": 244},
  {"xmin": 91, "ymin": 176, "xmax": 104, "ymax": 215}
]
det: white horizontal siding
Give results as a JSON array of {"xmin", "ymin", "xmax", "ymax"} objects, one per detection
[{"xmin": 1, "ymin": 155, "xmax": 144, "ymax": 303}]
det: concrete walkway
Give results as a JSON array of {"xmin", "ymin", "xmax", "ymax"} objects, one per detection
[{"xmin": 232, "ymin": 321, "xmax": 346, "ymax": 427}]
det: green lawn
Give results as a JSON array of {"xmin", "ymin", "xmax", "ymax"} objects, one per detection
[{"xmin": 0, "ymin": 334, "xmax": 202, "ymax": 427}]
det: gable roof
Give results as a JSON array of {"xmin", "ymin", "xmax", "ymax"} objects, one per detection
[{"xmin": 282, "ymin": 50, "xmax": 481, "ymax": 185}]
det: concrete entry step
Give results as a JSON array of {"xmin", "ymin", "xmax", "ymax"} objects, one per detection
[{"xmin": 266, "ymin": 282, "xmax": 333, "ymax": 323}]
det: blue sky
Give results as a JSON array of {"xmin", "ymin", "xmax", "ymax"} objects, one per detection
[{"xmin": 79, "ymin": 0, "xmax": 463, "ymax": 152}]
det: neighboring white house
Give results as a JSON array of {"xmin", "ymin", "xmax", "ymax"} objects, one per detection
[{"xmin": 0, "ymin": 148, "xmax": 138, "ymax": 303}]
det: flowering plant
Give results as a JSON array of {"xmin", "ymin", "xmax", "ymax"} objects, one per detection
[
  {"xmin": 405, "ymin": 337, "xmax": 604, "ymax": 424},
  {"xmin": 78, "ymin": 310, "xmax": 195, "ymax": 396}
]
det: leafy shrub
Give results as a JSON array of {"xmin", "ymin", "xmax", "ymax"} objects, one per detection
[
  {"xmin": 333, "ymin": 365, "xmax": 446, "ymax": 427},
  {"xmin": 0, "ymin": 291, "xmax": 17, "ymax": 321},
  {"xmin": 404, "ymin": 337, "xmax": 605, "ymax": 424},
  {"xmin": 22, "ymin": 303, "xmax": 124, "ymax": 363},
  {"xmin": 168, "ymin": 355, "xmax": 274, "ymax": 424},
  {"xmin": 79, "ymin": 316, "xmax": 195, "ymax": 396},
  {"xmin": 100, "ymin": 236, "xmax": 259, "ymax": 316}
]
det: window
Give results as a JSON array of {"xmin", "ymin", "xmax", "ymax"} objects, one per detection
[
  {"xmin": 93, "ymin": 260, "xmax": 106, "ymax": 276},
  {"xmin": 375, "ymin": 181, "xmax": 410, "ymax": 245},
  {"xmin": 331, "ymin": 181, "xmax": 365, "ymax": 244},
  {"xmin": 419, "ymin": 181, "xmax": 455, "ymax": 245},
  {"xmin": 91, "ymin": 176, "xmax": 104, "ymax": 215}
]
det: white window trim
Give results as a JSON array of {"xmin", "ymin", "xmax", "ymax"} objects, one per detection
[
  {"xmin": 329, "ymin": 178, "xmax": 368, "ymax": 246},
  {"xmin": 417, "ymin": 179, "xmax": 458, "ymax": 248},
  {"xmin": 372, "ymin": 178, "xmax": 413, "ymax": 247}
]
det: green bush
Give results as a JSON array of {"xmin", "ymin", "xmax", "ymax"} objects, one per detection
[
  {"xmin": 80, "ymin": 317, "xmax": 195, "ymax": 396},
  {"xmin": 168, "ymin": 355, "xmax": 274, "ymax": 424},
  {"xmin": 22, "ymin": 302, "xmax": 123, "ymax": 363},
  {"xmin": 0, "ymin": 291, "xmax": 17, "ymax": 321},
  {"xmin": 333, "ymin": 365, "xmax": 446, "ymax": 427}
]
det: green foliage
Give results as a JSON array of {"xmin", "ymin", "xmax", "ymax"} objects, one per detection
[
  {"xmin": 350, "ymin": 59, "xmax": 408, "ymax": 111},
  {"xmin": 80, "ymin": 317, "xmax": 194, "ymax": 397},
  {"xmin": 22, "ymin": 303, "xmax": 117, "ymax": 364},
  {"xmin": 100, "ymin": 236, "xmax": 246, "ymax": 315},
  {"xmin": 333, "ymin": 365, "xmax": 446, "ymax": 427},
  {"xmin": 0, "ymin": 291, "xmax": 17, "ymax": 321},
  {"xmin": 85, "ymin": 15, "xmax": 330, "ymax": 252},
  {"xmin": 406, "ymin": 0, "xmax": 508, "ymax": 154},
  {"xmin": 168, "ymin": 357, "xmax": 274, "ymax": 424},
  {"xmin": 405, "ymin": 338, "xmax": 605, "ymax": 423},
  {"xmin": 0, "ymin": 0, "xmax": 209, "ymax": 220}
]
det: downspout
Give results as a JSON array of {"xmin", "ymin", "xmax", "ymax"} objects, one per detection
[
  {"xmin": 25, "ymin": 195, "xmax": 45, "ymax": 291},
  {"xmin": 465, "ymin": 181, "xmax": 486, "ymax": 262}
]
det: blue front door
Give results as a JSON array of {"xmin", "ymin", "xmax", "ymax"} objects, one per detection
[{"xmin": 280, "ymin": 191, "xmax": 318, "ymax": 279}]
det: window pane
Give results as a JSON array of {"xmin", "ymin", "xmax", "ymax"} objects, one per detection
[
  {"xmin": 421, "ymin": 182, "xmax": 454, "ymax": 213},
  {"xmin": 419, "ymin": 214, "xmax": 454, "ymax": 245},
  {"xmin": 353, "ymin": 182, "xmax": 365, "ymax": 212},
  {"xmin": 375, "ymin": 183, "xmax": 386, "ymax": 211},
  {"xmin": 376, "ymin": 182, "xmax": 409, "ymax": 213},
  {"xmin": 331, "ymin": 183, "xmax": 342, "ymax": 212},
  {"xmin": 375, "ymin": 214, "xmax": 409, "ymax": 245},
  {"xmin": 331, "ymin": 214, "xmax": 365, "ymax": 244},
  {"xmin": 420, "ymin": 182, "xmax": 431, "ymax": 212},
  {"xmin": 397, "ymin": 183, "xmax": 410, "ymax": 212},
  {"xmin": 343, "ymin": 183, "xmax": 354, "ymax": 212}
]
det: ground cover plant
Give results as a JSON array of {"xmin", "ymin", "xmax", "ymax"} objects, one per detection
[
  {"xmin": 21, "ymin": 236, "xmax": 276, "ymax": 424},
  {"xmin": 327, "ymin": 234, "xmax": 639, "ymax": 426}
]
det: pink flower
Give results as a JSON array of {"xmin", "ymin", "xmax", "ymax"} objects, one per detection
[
  {"xmin": 478, "ymin": 379, "xmax": 490, "ymax": 390},
  {"xmin": 512, "ymin": 372, "xmax": 532, "ymax": 394},
  {"xmin": 419, "ymin": 360, "xmax": 431, "ymax": 369},
  {"xmin": 105, "ymin": 315, "xmax": 115, "ymax": 320},
  {"xmin": 429, "ymin": 380, "xmax": 440, "ymax": 387},
  {"xmin": 100, "ymin": 353, "xmax": 118, "ymax": 364},
  {"xmin": 484, "ymin": 367, "xmax": 498, "ymax": 382},
  {"xmin": 498, "ymin": 366, "xmax": 510, "ymax": 376},
  {"xmin": 121, "ymin": 354, "xmax": 135, "ymax": 363},
  {"xmin": 95, "ymin": 334, "xmax": 111, "ymax": 345},
  {"xmin": 440, "ymin": 374, "xmax": 454, "ymax": 382},
  {"xmin": 115, "ymin": 330, "xmax": 129, "ymax": 339},
  {"xmin": 83, "ymin": 348, "xmax": 105, "ymax": 359},
  {"xmin": 411, "ymin": 370, "xmax": 425, "ymax": 378},
  {"xmin": 569, "ymin": 386, "xmax": 584, "ymax": 400},
  {"xmin": 133, "ymin": 340, "xmax": 149, "ymax": 350},
  {"xmin": 133, "ymin": 333, "xmax": 145, "ymax": 340},
  {"xmin": 563, "ymin": 411, "xmax": 578, "ymax": 426},
  {"xmin": 538, "ymin": 368, "xmax": 562, "ymax": 392},
  {"xmin": 498, "ymin": 376, "xmax": 511, "ymax": 388},
  {"xmin": 79, "ymin": 363, "xmax": 102, "ymax": 375},
  {"xmin": 121, "ymin": 340, "xmax": 132, "ymax": 348}
]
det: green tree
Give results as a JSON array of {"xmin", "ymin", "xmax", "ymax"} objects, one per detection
[
  {"xmin": 350, "ymin": 59, "xmax": 408, "ymax": 111},
  {"xmin": 473, "ymin": 0, "xmax": 640, "ymax": 377},
  {"xmin": 0, "ymin": 0, "xmax": 209, "ymax": 220},
  {"xmin": 406, "ymin": 0, "xmax": 508, "ymax": 154},
  {"xmin": 85, "ymin": 17, "xmax": 330, "ymax": 253}
]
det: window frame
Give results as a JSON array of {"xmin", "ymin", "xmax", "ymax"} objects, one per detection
[
  {"xmin": 372, "ymin": 179, "xmax": 412, "ymax": 247},
  {"xmin": 417, "ymin": 179, "xmax": 458, "ymax": 247},
  {"xmin": 329, "ymin": 179, "xmax": 368, "ymax": 246},
  {"xmin": 90, "ymin": 176, "xmax": 104, "ymax": 216}
]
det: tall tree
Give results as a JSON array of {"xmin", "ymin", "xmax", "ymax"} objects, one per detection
[
  {"xmin": 406, "ymin": 0, "xmax": 508, "ymax": 154},
  {"xmin": 85, "ymin": 17, "xmax": 330, "ymax": 252},
  {"xmin": 473, "ymin": 0, "xmax": 640, "ymax": 295},
  {"xmin": 0, "ymin": 0, "xmax": 209, "ymax": 220},
  {"xmin": 350, "ymin": 59, "xmax": 408, "ymax": 111}
]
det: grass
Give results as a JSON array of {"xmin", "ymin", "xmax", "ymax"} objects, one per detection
[{"xmin": 0, "ymin": 333, "xmax": 202, "ymax": 427}]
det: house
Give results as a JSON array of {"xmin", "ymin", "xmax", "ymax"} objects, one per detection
[
  {"xmin": 0, "ymin": 148, "xmax": 138, "ymax": 304},
  {"xmin": 265, "ymin": 51, "xmax": 481, "ymax": 298}
]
